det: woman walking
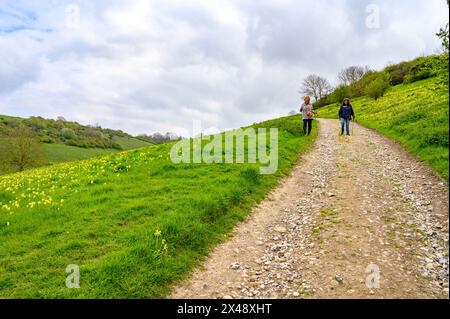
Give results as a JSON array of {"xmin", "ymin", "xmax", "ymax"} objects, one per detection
[
  {"xmin": 338, "ymin": 98, "xmax": 355, "ymax": 136},
  {"xmin": 300, "ymin": 96, "xmax": 315, "ymax": 136}
]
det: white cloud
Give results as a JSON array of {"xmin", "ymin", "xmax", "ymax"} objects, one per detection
[{"xmin": 0, "ymin": 0, "xmax": 448, "ymax": 136}]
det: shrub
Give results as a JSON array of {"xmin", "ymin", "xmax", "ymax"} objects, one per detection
[
  {"xmin": 349, "ymin": 71, "xmax": 381, "ymax": 97},
  {"xmin": 365, "ymin": 73, "xmax": 391, "ymax": 100},
  {"xmin": 386, "ymin": 61, "xmax": 412, "ymax": 85},
  {"xmin": 0, "ymin": 125, "xmax": 46, "ymax": 172},
  {"xmin": 437, "ymin": 53, "xmax": 449, "ymax": 85},
  {"xmin": 87, "ymin": 128, "xmax": 104, "ymax": 139},
  {"xmin": 328, "ymin": 85, "xmax": 351, "ymax": 104},
  {"xmin": 61, "ymin": 128, "xmax": 76, "ymax": 140},
  {"xmin": 41, "ymin": 136, "xmax": 55, "ymax": 144},
  {"xmin": 313, "ymin": 97, "xmax": 332, "ymax": 109},
  {"xmin": 386, "ymin": 55, "xmax": 442, "ymax": 85}
]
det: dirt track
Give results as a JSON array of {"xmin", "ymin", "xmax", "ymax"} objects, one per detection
[{"xmin": 172, "ymin": 119, "xmax": 449, "ymax": 299}]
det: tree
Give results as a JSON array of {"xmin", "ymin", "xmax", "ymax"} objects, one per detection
[
  {"xmin": 338, "ymin": 66, "xmax": 370, "ymax": 85},
  {"xmin": 0, "ymin": 125, "xmax": 46, "ymax": 172},
  {"xmin": 349, "ymin": 70, "xmax": 380, "ymax": 97},
  {"xmin": 137, "ymin": 132, "xmax": 180, "ymax": 144},
  {"xmin": 436, "ymin": 0, "xmax": 449, "ymax": 52},
  {"xmin": 300, "ymin": 74, "xmax": 332, "ymax": 101},
  {"xmin": 365, "ymin": 73, "xmax": 391, "ymax": 100},
  {"xmin": 61, "ymin": 127, "xmax": 76, "ymax": 139},
  {"xmin": 329, "ymin": 85, "xmax": 352, "ymax": 104}
]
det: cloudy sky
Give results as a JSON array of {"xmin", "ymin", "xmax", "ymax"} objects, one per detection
[{"xmin": 0, "ymin": 0, "xmax": 448, "ymax": 136}]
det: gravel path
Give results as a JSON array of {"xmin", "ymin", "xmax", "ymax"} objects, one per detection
[{"xmin": 172, "ymin": 119, "xmax": 449, "ymax": 299}]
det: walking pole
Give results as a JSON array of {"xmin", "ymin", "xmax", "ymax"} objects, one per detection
[{"xmin": 338, "ymin": 118, "xmax": 341, "ymax": 137}]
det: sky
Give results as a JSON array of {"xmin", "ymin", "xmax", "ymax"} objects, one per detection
[{"xmin": 0, "ymin": 0, "xmax": 448, "ymax": 136}]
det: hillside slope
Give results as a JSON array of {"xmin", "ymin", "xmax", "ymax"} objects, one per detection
[
  {"xmin": 0, "ymin": 115, "xmax": 154, "ymax": 151},
  {"xmin": 0, "ymin": 115, "xmax": 316, "ymax": 298},
  {"xmin": 41, "ymin": 137, "xmax": 153, "ymax": 164},
  {"xmin": 0, "ymin": 115, "xmax": 154, "ymax": 174},
  {"xmin": 43, "ymin": 144, "xmax": 118, "ymax": 163},
  {"xmin": 317, "ymin": 78, "xmax": 449, "ymax": 179}
]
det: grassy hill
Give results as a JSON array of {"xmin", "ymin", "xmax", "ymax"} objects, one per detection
[
  {"xmin": 42, "ymin": 138, "xmax": 153, "ymax": 164},
  {"xmin": 113, "ymin": 136, "xmax": 155, "ymax": 150},
  {"xmin": 0, "ymin": 115, "xmax": 316, "ymax": 298},
  {"xmin": 43, "ymin": 144, "xmax": 117, "ymax": 163},
  {"xmin": 317, "ymin": 77, "xmax": 449, "ymax": 179},
  {"xmin": 0, "ymin": 115, "xmax": 155, "ymax": 174},
  {"xmin": 0, "ymin": 114, "xmax": 155, "ymax": 150}
]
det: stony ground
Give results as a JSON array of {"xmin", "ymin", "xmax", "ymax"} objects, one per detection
[{"xmin": 172, "ymin": 119, "xmax": 449, "ymax": 299}]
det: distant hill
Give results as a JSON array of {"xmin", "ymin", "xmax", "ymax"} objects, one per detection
[
  {"xmin": 0, "ymin": 115, "xmax": 155, "ymax": 174},
  {"xmin": 0, "ymin": 115, "xmax": 154, "ymax": 150}
]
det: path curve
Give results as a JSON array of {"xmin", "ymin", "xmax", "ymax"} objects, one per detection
[{"xmin": 172, "ymin": 119, "xmax": 449, "ymax": 299}]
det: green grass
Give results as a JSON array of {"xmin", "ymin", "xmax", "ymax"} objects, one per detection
[
  {"xmin": 41, "ymin": 137, "xmax": 153, "ymax": 165},
  {"xmin": 0, "ymin": 144, "xmax": 118, "ymax": 175},
  {"xmin": 318, "ymin": 78, "xmax": 449, "ymax": 180},
  {"xmin": 0, "ymin": 115, "xmax": 316, "ymax": 298},
  {"xmin": 114, "ymin": 136, "xmax": 154, "ymax": 150},
  {"xmin": 44, "ymin": 144, "xmax": 118, "ymax": 163}
]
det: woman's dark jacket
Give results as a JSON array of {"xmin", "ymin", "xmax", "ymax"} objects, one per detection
[{"xmin": 339, "ymin": 105, "xmax": 355, "ymax": 120}]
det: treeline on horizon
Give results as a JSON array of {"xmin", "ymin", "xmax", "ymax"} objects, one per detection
[{"xmin": 0, "ymin": 115, "xmax": 180, "ymax": 150}]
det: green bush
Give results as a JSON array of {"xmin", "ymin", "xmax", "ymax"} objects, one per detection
[
  {"xmin": 349, "ymin": 71, "xmax": 381, "ymax": 97},
  {"xmin": 386, "ymin": 55, "xmax": 443, "ymax": 85},
  {"xmin": 329, "ymin": 85, "xmax": 352, "ymax": 104},
  {"xmin": 41, "ymin": 136, "xmax": 55, "ymax": 144},
  {"xmin": 386, "ymin": 61, "xmax": 412, "ymax": 85},
  {"xmin": 313, "ymin": 97, "xmax": 332, "ymax": 109},
  {"xmin": 434, "ymin": 53, "xmax": 449, "ymax": 85},
  {"xmin": 365, "ymin": 73, "xmax": 391, "ymax": 100},
  {"xmin": 61, "ymin": 128, "xmax": 76, "ymax": 140}
]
